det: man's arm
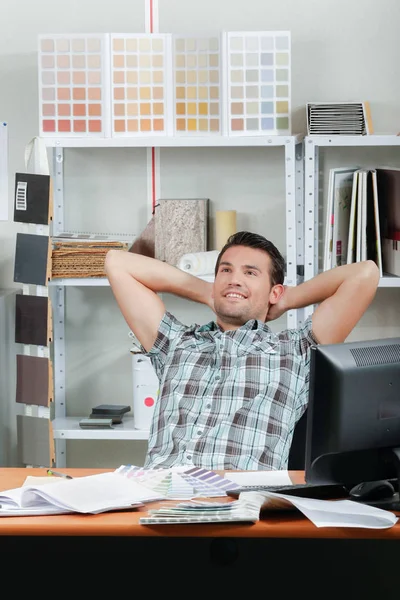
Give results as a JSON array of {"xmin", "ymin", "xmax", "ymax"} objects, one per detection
[
  {"xmin": 269, "ymin": 260, "xmax": 380, "ymax": 344},
  {"xmin": 104, "ymin": 250, "xmax": 214, "ymax": 352}
]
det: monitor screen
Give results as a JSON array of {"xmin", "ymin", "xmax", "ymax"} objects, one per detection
[{"xmin": 305, "ymin": 337, "xmax": 400, "ymax": 489}]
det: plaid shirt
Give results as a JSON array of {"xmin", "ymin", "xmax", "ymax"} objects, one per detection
[{"xmin": 143, "ymin": 311, "xmax": 317, "ymax": 471}]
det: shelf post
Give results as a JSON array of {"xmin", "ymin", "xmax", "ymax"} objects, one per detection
[{"xmin": 304, "ymin": 137, "xmax": 319, "ymax": 320}]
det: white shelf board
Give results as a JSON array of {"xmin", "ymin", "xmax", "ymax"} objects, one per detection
[
  {"xmin": 49, "ymin": 274, "xmax": 214, "ymax": 286},
  {"xmin": 43, "ymin": 133, "xmax": 304, "ymax": 148},
  {"xmin": 48, "ymin": 274, "xmax": 299, "ymax": 287},
  {"xmin": 49, "ymin": 277, "xmax": 110, "ymax": 286},
  {"xmin": 306, "ymin": 134, "xmax": 400, "ymax": 147},
  {"xmin": 52, "ymin": 416, "xmax": 150, "ymax": 440},
  {"xmin": 379, "ymin": 274, "xmax": 400, "ymax": 288}
]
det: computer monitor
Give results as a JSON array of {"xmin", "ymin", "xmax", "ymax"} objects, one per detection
[{"xmin": 305, "ymin": 337, "xmax": 400, "ymax": 498}]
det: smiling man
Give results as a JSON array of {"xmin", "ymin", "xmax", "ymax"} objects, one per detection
[{"xmin": 105, "ymin": 231, "xmax": 379, "ymax": 471}]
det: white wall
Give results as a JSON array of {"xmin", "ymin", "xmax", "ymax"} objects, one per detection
[{"xmin": 1, "ymin": 0, "xmax": 400, "ymax": 467}]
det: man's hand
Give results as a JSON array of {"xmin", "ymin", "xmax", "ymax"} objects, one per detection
[
  {"xmin": 265, "ymin": 285, "xmax": 288, "ymax": 321},
  {"xmin": 205, "ymin": 281, "xmax": 215, "ymax": 314}
]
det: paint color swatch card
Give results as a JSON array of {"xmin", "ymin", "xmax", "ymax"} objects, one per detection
[
  {"xmin": 14, "ymin": 173, "xmax": 53, "ymax": 225},
  {"xmin": 17, "ymin": 415, "xmax": 55, "ymax": 467},
  {"xmin": 115, "ymin": 465, "xmax": 241, "ymax": 499},
  {"xmin": 15, "ymin": 294, "xmax": 52, "ymax": 346},
  {"xmin": 111, "ymin": 34, "xmax": 172, "ymax": 136},
  {"xmin": 14, "ymin": 233, "xmax": 52, "ymax": 286},
  {"xmin": 38, "ymin": 33, "xmax": 110, "ymax": 137},
  {"xmin": 16, "ymin": 354, "xmax": 53, "ymax": 407},
  {"xmin": 173, "ymin": 35, "xmax": 221, "ymax": 135},
  {"xmin": 224, "ymin": 31, "xmax": 291, "ymax": 135}
]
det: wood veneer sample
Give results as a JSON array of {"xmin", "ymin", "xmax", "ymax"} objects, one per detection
[
  {"xmin": 14, "ymin": 173, "xmax": 53, "ymax": 225},
  {"xmin": 15, "ymin": 294, "xmax": 52, "ymax": 346},
  {"xmin": 13, "ymin": 233, "xmax": 52, "ymax": 286},
  {"xmin": 16, "ymin": 355, "xmax": 53, "ymax": 407},
  {"xmin": 17, "ymin": 415, "xmax": 55, "ymax": 467}
]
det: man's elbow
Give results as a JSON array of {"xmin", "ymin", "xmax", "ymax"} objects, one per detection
[
  {"xmin": 359, "ymin": 260, "xmax": 380, "ymax": 288},
  {"xmin": 104, "ymin": 249, "xmax": 124, "ymax": 277}
]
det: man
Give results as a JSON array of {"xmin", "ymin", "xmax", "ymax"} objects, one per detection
[{"xmin": 105, "ymin": 231, "xmax": 379, "ymax": 471}]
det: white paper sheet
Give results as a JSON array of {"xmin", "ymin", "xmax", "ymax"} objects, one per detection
[
  {"xmin": 0, "ymin": 472, "xmax": 164, "ymax": 516},
  {"xmin": 264, "ymin": 492, "xmax": 398, "ymax": 529},
  {"xmin": 224, "ymin": 470, "xmax": 293, "ymax": 486}
]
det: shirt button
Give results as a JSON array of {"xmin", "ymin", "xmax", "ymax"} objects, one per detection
[
  {"xmin": 215, "ymin": 375, "xmax": 220, "ymax": 380},
  {"xmin": 187, "ymin": 455, "xmax": 192, "ymax": 461},
  {"xmin": 206, "ymin": 404, "xmax": 211, "ymax": 409},
  {"xmin": 197, "ymin": 431, "xmax": 202, "ymax": 436}
]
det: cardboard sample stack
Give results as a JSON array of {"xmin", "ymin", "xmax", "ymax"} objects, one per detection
[{"xmin": 51, "ymin": 239, "xmax": 128, "ymax": 278}]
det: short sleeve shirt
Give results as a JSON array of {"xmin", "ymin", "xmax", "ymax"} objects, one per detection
[{"xmin": 143, "ymin": 311, "xmax": 318, "ymax": 471}]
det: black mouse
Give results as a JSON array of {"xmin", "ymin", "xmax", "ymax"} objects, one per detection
[{"xmin": 349, "ymin": 480, "xmax": 395, "ymax": 502}]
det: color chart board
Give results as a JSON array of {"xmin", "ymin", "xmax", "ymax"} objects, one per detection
[
  {"xmin": 224, "ymin": 31, "xmax": 291, "ymax": 135},
  {"xmin": 38, "ymin": 33, "xmax": 110, "ymax": 137},
  {"xmin": 111, "ymin": 34, "xmax": 172, "ymax": 136},
  {"xmin": 173, "ymin": 35, "xmax": 221, "ymax": 135}
]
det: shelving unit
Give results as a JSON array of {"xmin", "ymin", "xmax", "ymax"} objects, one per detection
[
  {"xmin": 46, "ymin": 133, "xmax": 305, "ymax": 467},
  {"xmin": 304, "ymin": 134, "xmax": 400, "ymax": 320}
]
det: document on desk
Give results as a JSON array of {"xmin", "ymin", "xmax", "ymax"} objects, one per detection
[
  {"xmin": 223, "ymin": 470, "xmax": 292, "ymax": 486},
  {"xmin": 0, "ymin": 472, "xmax": 165, "ymax": 516},
  {"xmin": 261, "ymin": 492, "xmax": 398, "ymax": 529}
]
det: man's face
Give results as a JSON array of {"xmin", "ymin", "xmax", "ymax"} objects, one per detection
[{"xmin": 212, "ymin": 245, "xmax": 274, "ymax": 329}]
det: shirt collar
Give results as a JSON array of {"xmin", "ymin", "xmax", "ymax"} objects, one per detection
[{"xmin": 198, "ymin": 319, "xmax": 270, "ymax": 333}]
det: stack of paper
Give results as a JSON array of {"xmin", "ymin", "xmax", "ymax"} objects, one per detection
[
  {"xmin": 140, "ymin": 493, "xmax": 263, "ymax": 525},
  {"xmin": 0, "ymin": 472, "xmax": 164, "ymax": 516},
  {"xmin": 307, "ymin": 102, "xmax": 373, "ymax": 135}
]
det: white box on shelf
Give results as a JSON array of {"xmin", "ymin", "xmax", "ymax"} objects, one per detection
[
  {"xmin": 131, "ymin": 351, "xmax": 159, "ymax": 430},
  {"xmin": 382, "ymin": 237, "xmax": 400, "ymax": 277}
]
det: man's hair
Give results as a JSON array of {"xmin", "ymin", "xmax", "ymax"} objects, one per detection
[{"xmin": 214, "ymin": 231, "xmax": 285, "ymax": 286}]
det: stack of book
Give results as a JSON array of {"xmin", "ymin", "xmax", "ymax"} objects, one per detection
[
  {"xmin": 79, "ymin": 404, "xmax": 131, "ymax": 429},
  {"xmin": 323, "ymin": 166, "xmax": 400, "ymax": 278}
]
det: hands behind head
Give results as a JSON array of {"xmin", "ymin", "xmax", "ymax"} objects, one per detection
[{"xmin": 206, "ymin": 282, "xmax": 216, "ymax": 313}]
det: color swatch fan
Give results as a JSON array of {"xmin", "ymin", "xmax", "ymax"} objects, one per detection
[
  {"xmin": 111, "ymin": 34, "xmax": 173, "ymax": 136},
  {"xmin": 224, "ymin": 31, "xmax": 291, "ymax": 135},
  {"xmin": 173, "ymin": 35, "xmax": 222, "ymax": 135},
  {"xmin": 38, "ymin": 33, "xmax": 109, "ymax": 137}
]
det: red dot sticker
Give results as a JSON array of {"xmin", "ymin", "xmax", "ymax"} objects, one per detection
[{"xmin": 144, "ymin": 397, "xmax": 155, "ymax": 407}]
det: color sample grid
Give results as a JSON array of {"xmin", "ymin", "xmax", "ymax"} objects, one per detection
[
  {"xmin": 111, "ymin": 34, "xmax": 172, "ymax": 136},
  {"xmin": 173, "ymin": 35, "xmax": 221, "ymax": 135},
  {"xmin": 38, "ymin": 34, "xmax": 109, "ymax": 137},
  {"xmin": 225, "ymin": 31, "xmax": 291, "ymax": 135}
]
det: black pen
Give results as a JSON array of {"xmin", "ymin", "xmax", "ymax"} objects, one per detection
[{"xmin": 47, "ymin": 469, "xmax": 73, "ymax": 480}]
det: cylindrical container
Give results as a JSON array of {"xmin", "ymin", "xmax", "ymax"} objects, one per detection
[
  {"xmin": 131, "ymin": 351, "xmax": 159, "ymax": 430},
  {"xmin": 215, "ymin": 210, "xmax": 237, "ymax": 250}
]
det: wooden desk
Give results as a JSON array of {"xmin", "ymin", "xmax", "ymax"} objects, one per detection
[
  {"xmin": 0, "ymin": 467, "xmax": 399, "ymax": 540},
  {"xmin": 1, "ymin": 467, "xmax": 400, "ymax": 593}
]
